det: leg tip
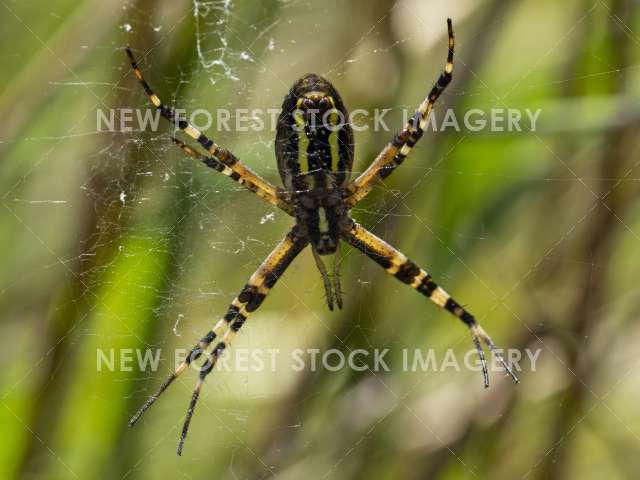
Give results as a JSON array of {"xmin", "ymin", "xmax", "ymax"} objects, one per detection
[{"xmin": 128, "ymin": 412, "xmax": 141, "ymax": 427}]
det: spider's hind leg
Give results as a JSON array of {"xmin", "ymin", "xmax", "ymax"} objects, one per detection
[
  {"xmin": 341, "ymin": 222, "xmax": 519, "ymax": 387},
  {"xmin": 173, "ymin": 230, "xmax": 308, "ymax": 454},
  {"xmin": 128, "ymin": 229, "xmax": 308, "ymax": 455}
]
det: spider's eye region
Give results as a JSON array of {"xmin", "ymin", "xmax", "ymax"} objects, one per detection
[
  {"xmin": 318, "ymin": 96, "xmax": 330, "ymax": 109},
  {"xmin": 293, "ymin": 94, "xmax": 342, "ymax": 134}
]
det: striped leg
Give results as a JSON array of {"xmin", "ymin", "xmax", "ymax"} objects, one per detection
[
  {"xmin": 342, "ymin": 222, "xmax": 518, "ymax": 387},
  {"xmin": 128, "ymin": 230, "xmax": 308, "ymax": 455},
  {"xmin": 171, "ymin": 138, "xmax": 294, "ymax": 216},
  {"xmin": 344, "ymin": 19, "xmax": 454, "ymax": 206},
  {"xmin": 125, "ymin": 48, "xmax": 290, "ymax": 213}
]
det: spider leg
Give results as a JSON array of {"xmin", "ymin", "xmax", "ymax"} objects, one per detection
[
  {"xmin": 344, "ymin": 19, "xmax": 454, "ymax": 206},
  {"xmin": 128, "ymin": 230, "xmax": 308, "ymax": 454},
  {"xmin": 341, "ymin": 222, "xmax": 518, "ymax": 387},
  {"xmin": 125, "ymin": 47, "xmax": 290, "ymax": 213},
  {"xmin": 171, "ymin": 138, "xmax": 294, "ymax": 216}
]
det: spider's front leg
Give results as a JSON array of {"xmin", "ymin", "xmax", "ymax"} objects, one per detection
[
  {"xmin": 345, "ymin": 19, "xmax": 454, "ymax": 206},
  {"xmin": 125, "ymin": 47, "xmax": 294, "ymax": 216},
  {"xmin": 128, "ymin": 229, "xmax": 308, "ymax": 455},
  {"xmin": 171, "ymin": 138, "xmax": 295, "ymax": 216},
  {"xmin": 341, "ymin": 222, "xmax": 518, "ymax": 387}
]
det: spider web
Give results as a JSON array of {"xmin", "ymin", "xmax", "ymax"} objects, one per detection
[
  {"xmin": 79, "ymin": 1, "xmax": 487, "ymax": 471},
  {"xmin": 4, "ymin": 0, "xmax": 640, "ymax": 479},
  {"xmin": 193, "ymin": 0, "xmax": 240, "ymax": 81}
]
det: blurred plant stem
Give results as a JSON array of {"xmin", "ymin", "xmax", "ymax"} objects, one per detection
[
  {"xmin": 0, "ymin": 0, "xmax": 123, "ymax": 158},
  {"xmin": 12, "ymin": 1, "xmax": 182, "ymax": 478},
  {"xmin": 538, "ymin": 1, "xmax": 638, "ymax": 477}
]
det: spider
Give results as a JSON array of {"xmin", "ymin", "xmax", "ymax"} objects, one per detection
[{"xmin": 125, "ymin": 19, "xmax": 518, "ymax": 455}]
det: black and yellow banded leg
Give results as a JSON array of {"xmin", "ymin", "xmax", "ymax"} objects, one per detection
[
  {"xmin": 125, "ymin": 47, "xmax": 287, "ymax": 211},
  {"xmin": 341, "ymin": 222, "xmax": 519, "ymax": 387},
  {"xmin": 345, "ymin": 19, "xmax": 454, "ymax": 206},
  {"xmin": 128, "ymin": 230, "xmax": 308, "ymax": 454},
  {"xmin": 171, "ymin": 138, "xmax": 294, "ymax": 216}
]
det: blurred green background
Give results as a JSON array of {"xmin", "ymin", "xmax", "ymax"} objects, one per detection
[{"xmin": 2, "ymin": 0, "xmax": 640, "ymax": 478}]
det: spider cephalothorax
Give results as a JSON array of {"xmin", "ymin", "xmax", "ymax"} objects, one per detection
[{"xmin": 125, "ymin": 18, "xmax": 518, "ymax": 456}]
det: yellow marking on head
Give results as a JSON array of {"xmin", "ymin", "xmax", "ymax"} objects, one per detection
[
  {"xmin": 150, "ymin": 94, "xmax": 161, "ymax": 107},
  {"xmin": 293, "ymin": 108, "xmax": 309, "ymax": 173},
  {"xmin": 184, "ymin": 125, "xmax": 201, "ymax": 139},
  {"xmin": 400, "ymin": 144, "xmax": 412, "ymax": 156},
  {"xmin": 445, "ymin": 63, "xmax": 453, "ymax": 74},
  {"xmin": 328, "ymin": 112, "xmax": 341, "ymax": 173}
]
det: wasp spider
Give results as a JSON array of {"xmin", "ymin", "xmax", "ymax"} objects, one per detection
[{"xmin": 126, "ymin": 19, "xmax": 518, "ymax": 455}]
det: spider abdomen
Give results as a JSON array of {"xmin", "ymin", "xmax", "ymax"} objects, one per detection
[{"xmin": 275, "ymin": 74, "xmax": 354, "ymax": 193}]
